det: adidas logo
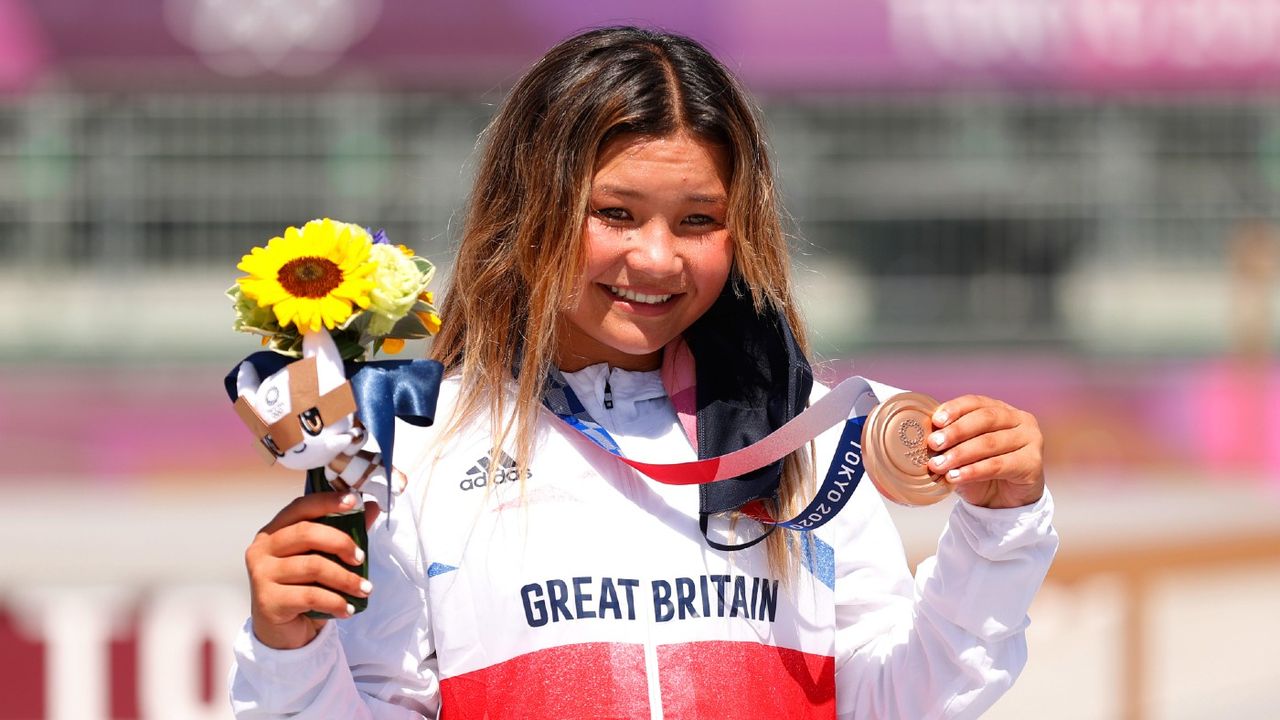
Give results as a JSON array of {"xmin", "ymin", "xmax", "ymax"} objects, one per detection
[{"xmin": 460, "ymin": 451, "xmax": 530, "ymax": 491}]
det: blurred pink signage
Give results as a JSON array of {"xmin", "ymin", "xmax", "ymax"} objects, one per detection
[
  {"xmin": 16, "ymin": 0, "xmax": 1280, "ymax": 92},
  {"xmin": 876, "ymin": 0, "xmax": 1280, "ymax": 91},
  {"xmin": 0, "ymin": 0, "xmax": 46, "ymax": 92}
]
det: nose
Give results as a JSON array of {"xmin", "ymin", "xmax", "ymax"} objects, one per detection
[{"xmin": 628, "ymin": 218, "xmax": 682, "ymax": 276}]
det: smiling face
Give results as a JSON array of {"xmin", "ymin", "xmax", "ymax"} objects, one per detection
[{"xmin": 556, "ymin": 132, "xmax": 735, "ymax": 372}]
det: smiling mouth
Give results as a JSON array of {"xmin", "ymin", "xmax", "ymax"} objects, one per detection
[{"xmin": 607, "ymin": 285, "xmax": 674, "ymax": 305}]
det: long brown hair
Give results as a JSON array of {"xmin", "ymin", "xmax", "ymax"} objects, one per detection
[{"xmin": 432, "ymin": 26, "xmax": 812, "ymax": 576}]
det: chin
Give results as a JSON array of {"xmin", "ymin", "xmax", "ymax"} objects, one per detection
[
  {"xmin": 614, "ymin": 334, "xmax": 674, "ymax": 358},
  {"xmin": 592, "ymin": 337, "xmax": 667, "ymax": 370}
]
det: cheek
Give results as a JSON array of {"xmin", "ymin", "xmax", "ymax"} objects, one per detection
[
  {"xmin": 578, "ymin": 228, "xmax": 616, "ymax": 285},
  {"xmin": 694, "ymin": 236, "xmax": 734, "ymax": 293}
]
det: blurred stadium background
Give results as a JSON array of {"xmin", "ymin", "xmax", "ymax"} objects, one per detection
[{"xmin": 0, "ymin": 1, "xmax": 1277, "ymax": 718}]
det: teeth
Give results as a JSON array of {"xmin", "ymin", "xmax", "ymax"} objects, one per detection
[{"xmin": 609, "ymin": 286, "xmax": 672, "ymax": 304}]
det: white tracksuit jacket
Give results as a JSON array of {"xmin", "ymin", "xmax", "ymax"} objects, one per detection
[{"xmin": 230, "ymin": 364, "xmax": 1058, "ymax": 719}]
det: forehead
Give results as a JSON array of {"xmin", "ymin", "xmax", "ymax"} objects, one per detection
[{"xmin": 591, "ymin": 132, "xmax": 731, "ymax": 190}]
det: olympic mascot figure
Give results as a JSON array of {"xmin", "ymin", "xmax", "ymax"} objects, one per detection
[{"xmin": 233, "ymin": 329, "xmax": 387, "ymax": 497}]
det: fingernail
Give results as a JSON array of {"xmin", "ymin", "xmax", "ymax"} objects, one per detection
[
  {"xmin": 340, "ymin": 492, "xmax": 358, "ymax": 508},
  {"xmin": 345, "ymin": 603, "xmax": 356, "ymax": 617},
  {"xmin": 930, "ymin": 454, "xmax": 947, "ymax": 468},
  {"xmin": 353, "ymin": 547, "xmax": 366, "ymax": 565},
  {"xmin": 946, "ymin": 469, "xmax": 961, "ymax": 482},
  {"xmin": 929, "ymin": 431, "xmax": 946, "ymax": 449},
  {"xmin": 359, "ymin": 579, "xmax": 374, "ymax": 595},
  {"xmin": 934, "ymin": 409, "xmax": 949, "ymax": 425}
]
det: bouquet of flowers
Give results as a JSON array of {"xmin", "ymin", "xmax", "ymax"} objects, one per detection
[
  {"xmin": 229, "ymin": 217, "xmax": 440, "ymax": 360},
  {"xmin": 223, "ymin": 218, "xmax": 445, "ymax": 617}
]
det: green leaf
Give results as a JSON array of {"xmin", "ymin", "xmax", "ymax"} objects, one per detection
[
  {"xmin": 412, "ymin": 256, "xmax": 436, "ymax": 283},
  {"xmin": 331, "ymin": 328, "xmax": 369, "ymax": 361},
  {"xmin": 386, "ymin": 312, "xmax": 432, "ymax": 340}
]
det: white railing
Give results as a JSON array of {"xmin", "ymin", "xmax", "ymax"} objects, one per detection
[{"xmin": 0, "ymin": 91, "xmax": 1272, "ymax": 354}]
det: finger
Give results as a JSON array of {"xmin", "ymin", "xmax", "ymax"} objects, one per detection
[
  {"xmin": 260, "ymin": 491, "xmax": 363, "ymax": 535},
  {"xmin": 928, "ymin": 403, "xmax": 1020, "ymax": 452},
  {"xmin": 268, "ymin": 521, "xmax": 365, "ymax": 566},
  {"xmin": 938, "ymin": 450, "xmax": 1038, "ymax": 486},
  {"xmin": 931, "ymin": 394, "xmax": 1007, "ymax": 428},
  {"xmin": 928, "ymin": 428, "xmax": 1028, "ymax": 476},
  {"xmin": 271, "ymin": 554, "xmax": 374, "ymax": 600},
  {"xmin": 364, "ymin": 500, "xmax": 381, "ymax": 532},
  {"xmin": 256, "ymin": 583, "xmax": 357, "ymax": 623}
]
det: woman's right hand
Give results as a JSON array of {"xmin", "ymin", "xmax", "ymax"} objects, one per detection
[{"xmin": 245, "ymin": 491, "xmax": 375, "ymax": 650}]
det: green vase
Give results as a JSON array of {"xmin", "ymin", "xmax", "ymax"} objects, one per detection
[{"xmin": 303, "ymin": 467, "xmax": 369, "ymax": 619}]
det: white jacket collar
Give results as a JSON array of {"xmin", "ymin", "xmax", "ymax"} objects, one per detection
[{"xmin": 560, "ymin": 363, "xmax": 667, "ymax": 431}]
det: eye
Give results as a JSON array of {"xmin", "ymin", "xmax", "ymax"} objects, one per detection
[
  {"xmin": 593, "ymin": 207, "xmax": 632, "ymax": 223},
  {"xmin": 683, "ymin": 214, "xmax": 719, "ymax": 227}
]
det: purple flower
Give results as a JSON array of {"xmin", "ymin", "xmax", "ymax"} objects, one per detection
[{"xmin": 369, "ymin": 228, "xmax": 390, "ymax": 245}]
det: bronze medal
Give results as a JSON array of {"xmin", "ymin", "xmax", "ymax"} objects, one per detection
[{"xmin": 861, "ymin": 391, "xmax": 952, "ymax": 507}]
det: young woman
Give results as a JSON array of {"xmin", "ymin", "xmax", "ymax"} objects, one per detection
[{"xmin": 231, "ymin": 27, "xmax": 1056, "ymax": 719}]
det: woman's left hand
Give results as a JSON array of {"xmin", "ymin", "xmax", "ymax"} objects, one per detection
[{"xmin": 925, "ymin": 395, "xmax": 1045, "ymax": 509}]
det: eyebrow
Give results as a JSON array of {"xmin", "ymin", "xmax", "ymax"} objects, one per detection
[{"xmin": 592, "ymin": 184, "xmax": 727, "ymax": 205}]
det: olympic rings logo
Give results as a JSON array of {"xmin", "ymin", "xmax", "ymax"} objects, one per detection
[{"xmin": 163, "ymin": 0, "xmax": 383, "ymax": 77}]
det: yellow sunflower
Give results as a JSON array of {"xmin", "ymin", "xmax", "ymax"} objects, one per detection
[{"xmin": 236, "ymin": 219, "xmax": 377, "ymax": 333}]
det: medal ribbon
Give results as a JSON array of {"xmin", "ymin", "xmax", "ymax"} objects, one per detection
[{"xmin": 543, "ymin": 371, "xmax": 881, "ymax": 531}]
